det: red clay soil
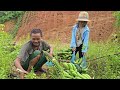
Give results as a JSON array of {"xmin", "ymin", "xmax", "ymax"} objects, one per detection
[
  {"xmin": 4, "ymin": 11, "xmax": 116, "ymax": 43},
  {"xmin": 4, "ymin": 19, "xmax": 15, "ymax": 32}
]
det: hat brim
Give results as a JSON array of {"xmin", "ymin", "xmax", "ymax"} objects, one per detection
[{"xmin": 76, "ymin": 19, "xmax": 90, "ymax": 22}]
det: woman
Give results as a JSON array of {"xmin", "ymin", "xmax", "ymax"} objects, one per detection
[{"xmin": 70, "ymin": 11, "xmax": 90, "ymax": 66}]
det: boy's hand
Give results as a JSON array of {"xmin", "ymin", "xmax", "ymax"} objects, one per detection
[{"xmin": 17, "ymin": 68, "xmax": 28, "ymax": 74}]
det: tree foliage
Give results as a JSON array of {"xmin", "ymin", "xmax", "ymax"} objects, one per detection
[
  {"xmin": 113, "ymin": 11, "xmax": 120, "ymax": 43},
  {"xmin": 0, "ymin": 11, "xmax": 24, "ymax": 23}
]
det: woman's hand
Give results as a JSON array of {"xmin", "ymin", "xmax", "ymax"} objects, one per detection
[{"xmin": 72, "ymin": 48, "xmax": 76, "ymax": 52}]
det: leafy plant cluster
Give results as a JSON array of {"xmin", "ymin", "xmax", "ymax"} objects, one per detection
[
  {"xmin": 87, "ymin": 41, "xmax": 120, "ymax": 79},
  {"xmin": 0, "ymin": 11, "xmax": 25, "ymax": 38},
  {"xmin": 0, "ymin": 31, "xmax": 21, "ymax": 78},
  {"xmin": 112, "ymin": 11, "xmax": 120, "ymax": 43},
  {"xmin": 0, "ymin": 11, "xmax": 24, "ymax": 23}
]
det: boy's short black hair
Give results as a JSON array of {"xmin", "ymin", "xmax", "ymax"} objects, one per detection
[{"xmin": 30, "ymin": 29, "xmax": 42, "ymax": 37}]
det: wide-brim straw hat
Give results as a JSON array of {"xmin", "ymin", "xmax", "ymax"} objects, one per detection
[{"xmin": 76, "ymin": 11, "xmax": 90, "ymax": 22}]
